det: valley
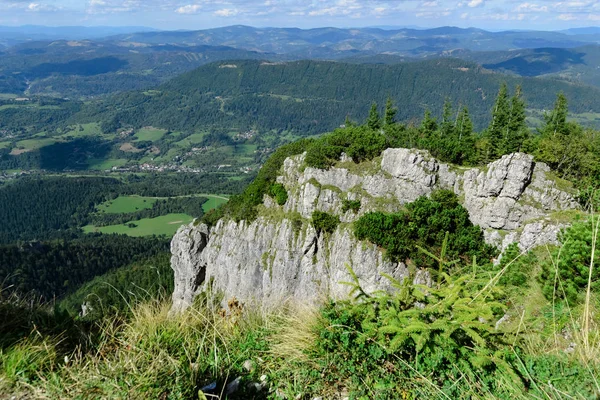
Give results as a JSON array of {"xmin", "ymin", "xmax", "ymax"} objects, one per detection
[{"xmin": 2, "ymin": 20, "xmax": 600, "ymax": 399}]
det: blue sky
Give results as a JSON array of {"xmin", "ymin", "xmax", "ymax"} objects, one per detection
[{"xmin": 0, "ymin": 0, "xmax": 599, "ymax": 30}]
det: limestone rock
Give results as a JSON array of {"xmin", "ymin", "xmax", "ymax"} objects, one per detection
[
  {"xmin": 170, "ymin": 223, "xmax": 209, "ymax": 314},
  {"xmin": 170, "ymin": 148, "xmax": 580, "ymax": 313}
]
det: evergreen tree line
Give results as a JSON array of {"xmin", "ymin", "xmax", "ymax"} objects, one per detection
[
  {"xmin": 209, "ymin": 84, "xmax": 600, "ymax": 225},
  {"xmin": 361, "ymin": 85, "xmax": 599, "ymax": 194},
  {"xmin": 0, "ymin": 234, "xmax": 169, "ymax": 300},
  {"xmin": 58, "ymin": 252, "xmax": 173, "ymax": 320}
]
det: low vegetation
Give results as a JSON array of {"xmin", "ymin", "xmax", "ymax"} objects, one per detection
[
  {"xmin": 354, "ymin": 190, "xmax": 497, "ymax": 268},
  {"xmin": 2, "ymin": 231, "xmax": 599, "ymax": 398}
]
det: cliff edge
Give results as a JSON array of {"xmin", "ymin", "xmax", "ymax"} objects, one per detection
[{"xmin": 171, "ymin": 149, "xmax": 578, "ymax": 313}]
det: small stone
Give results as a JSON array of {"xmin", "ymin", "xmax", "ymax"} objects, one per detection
[
  {"xmin": 260, "ymin": 374, "xmax": 268, "ymax": 382},
  {"xmin": 226, "ymin": 377, "xmax": 242, "ymax": 395},
  {"xmin": 200, "ymin": 382, "xmax": 217, "ymax": 392},
  {"xmin": 243, "ymin": 359, "xmax": 255, "ymax": 372}
]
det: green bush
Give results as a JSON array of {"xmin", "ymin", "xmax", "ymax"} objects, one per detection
[
  {"xmin": 269, "ymin": 183, "xmax": 288, "ymax": 206},
  {"xmin": 495, "ymin": 243, "xmax": 537, "ymax": 288},
  {"xmin": 341, "ymin": 199, "xmax": 361, "ymax": 213},
  {"xmin": 311, "ymin": 211, "xmax": 340, "ymax": 235},
  {"xmin": 354, "ymin": 190, "xmax": 497, "ymax": 267},
  {"xmin": 304, "ymin": 126, "xmax": 388, "ymax": 169},
  {"xmin": 540, "ymin": 219, "xmax": 600, "ymax": 303},
  {"xmin": 308, "ymin": 268, "xmax": 521, "ymax": 398}
]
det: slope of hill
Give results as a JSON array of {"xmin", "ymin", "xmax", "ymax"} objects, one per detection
[
  {"xmin": 76, "ymin": 58, "xmax": 600, "ymax": 135},
  {"xmin": 0, "ymin": 40, "xmax": 270, "ymax": 98},
  {"xmin": 454, "ymin": 45, "xmax": 600, "ymax": 88},
  {"xmin": 0, "ymin": 25, "xmax": 158, "ymax": 47}
]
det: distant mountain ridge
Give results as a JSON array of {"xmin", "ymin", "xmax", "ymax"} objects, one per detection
[{"xmin": 110, "ymin": 25, "xmax": 599, "ymax": 56}]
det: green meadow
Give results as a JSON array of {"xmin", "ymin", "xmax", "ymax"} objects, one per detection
[
  {"xmin": 134, "ymin": 127, "xmax": 167, "ymax": 142},
  {"xmin": 83, "ymin": 213, "xmax": 194, "ymax": 237},
  {"xmin": 96, "ymin": 196, "xmax": 157, "ymax": 214}
]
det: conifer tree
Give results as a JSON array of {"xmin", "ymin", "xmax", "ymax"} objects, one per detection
[
  {"xmin": 440, "ymin": 99, "xmax": 455, "ymax": 138},
  {"xmin": 384, "ymin": 96, "xmax": 397, "ymax": 126},
  {"xmin": 456, "ymin": 106, "xmax": 473, "ymax": 143},
  {"xmin": 344, "ymin": 115, "xmax": 356, "ymax": 128},
  {"xmin": 542, "ymin": 92, "xmax": 569, "ymax": 137},
  {"xmin": 367, "ymin": 102, "xmax": 382, "ymax": 131},
  {"xmin": 504, "ymin": 85, "xmax": 528, "ymax": 153},
  {"xmin": 487, "ymin": 83, "xmax": 509, "ymax": 159},
  {"xmin": 420, "ymin": 109, "xmax": 438, "ymax": 138}
]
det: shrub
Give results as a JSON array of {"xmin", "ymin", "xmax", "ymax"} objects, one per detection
[
  {"xmin": 540, "ymin": 218, "xmax": 600, "ymax": 303},
  {"xmin": 341, "ymin": 199, "xmax": 361, "ymax": 213},
  {"xmin": 495, "ymin": 243, "xmax": 536, "ymax": 288},
  {"xmin": 311, "ymin": 211, "xmax": 340, "ymax": 235},
  {"xmin": 269, "ymin": 183, "xmax": 288, "ymax": 206},
  {"xmin": 354, "ymin": 190, "xmax": 497, "ymax": 268},
  {"xmin": 310, "ymin": 266, "xmax": 520, "ymax": 398},
  {"xmin": 304, "ymin": 126, "xmax": 388, "ymax": 169}
]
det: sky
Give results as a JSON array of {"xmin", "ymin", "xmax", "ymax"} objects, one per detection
[{"xmin": 0, "ymin": 0, "xmax": 599, "ymax": 31}]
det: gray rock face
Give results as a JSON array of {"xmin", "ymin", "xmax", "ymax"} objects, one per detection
[
  {"xmin": 170, "ymin": 223, "xmax": 209, "ymax": 314},
  {"xmin": 171, "ymin": 148, "xmax": 579, "ymax": 312},
  {"xmin": 172, "ymin": 218, "xmax": 413, "ymax": 309}
]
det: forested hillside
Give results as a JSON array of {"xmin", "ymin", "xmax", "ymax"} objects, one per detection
[
  {"xmin": 77, "ymin": 58, "xmax": 600, "ymax": 135},
  {"xmin": 0, "ymin": 41, "xmax": 268, "ymax": 98}
]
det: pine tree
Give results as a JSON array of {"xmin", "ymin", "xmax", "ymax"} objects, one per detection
[
  {"xmin": 542, "ymin": 92, "xmax": 569, "ymax": 137},
  {"xmin": 344, "ymin": 115, "xmax": 356, "ymax": 128},
  {"xmin": 440, "ymin": 99, "xmax": 455, "ymax": 138},
  {"xmin": 504, "ymin": 85, "xmax": 528, "ymax": 153},
  {"xmin": 456, "ymin": 106, "xmax": 473, "ymax": 143},
  {"xmin": 384, "ymin": 96, "xmax": 397, "ymax": 126},
  {"xmin": 367, "ymin": 102, "xmax": 381, "ymax": 131},
  {"xmin": 487, "ymin": 83, "xmax": 509, "ymax": 159},
  {"xmin": 420, "ymin": 109, "xmax": 438, "ymax": 138}
]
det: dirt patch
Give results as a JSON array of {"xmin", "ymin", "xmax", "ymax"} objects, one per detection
[
  {"xmin": 10, "ymin": 148, "xmax": 31, "ymax": 155},
  {"xmin": 168, "ymin": 220, "xmax": 184, "ymax": 225},
  {"xmin": 120, "ymin": 143, "xmax": 143, "ymax": 153}
]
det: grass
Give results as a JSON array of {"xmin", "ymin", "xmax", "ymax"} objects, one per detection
[
  {"xmin": 134, "ymin": 127, "xmax": 167, "ymax": 142},
  {"xmin": 58, "ymin": 123, "xmax": 104, "ymax": 139},
  {"xmin": 96, "ymin": 195, "xmax": 157, "ymax": 214},
  {"xmin": 0, "ymin": 141, "xmax": 11, "ymax": 149},
  {"xmin": 87, "ymin": 158, "xmax": 128, "ymax": 170},
  {"xmin": 83, "ymin": 213, "xmax": 194, "ymax": 237},
  {"xmin": 0, "ymin": 93, "xmax": 17, "ymax": 99},
  {"xmin": 0, "ymin": 295, "xmax": 272, "ymax": 399},
  {"xmin": 202, "ymin": 194, "xmax": 229, "ymax": 212},
  {"xmin": 15, "ymin": 137, "xmax": 57, "ymax": 150},
  {"xmin": 174, "ymin": 132, "xmax": 206, "ymax": 147}
]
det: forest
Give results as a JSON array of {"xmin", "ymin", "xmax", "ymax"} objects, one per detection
[
  {"xmin": 0, "ymin": 234, "xmax": 168, "ymax": 300},
  {"xmin": 74, "ymin": 58, "xmax": 600, "ymax": 137},
  {"xmin": 0, "ymin": 173, "xmax": 246, "ymax": 244},
  {"xmin": 205, "ymin": 85, "xmax": 599, "ymax": 227}
]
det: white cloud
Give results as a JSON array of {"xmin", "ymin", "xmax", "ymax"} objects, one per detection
[
  {"xmin": 175, "ymin": 4, "xmax": 201, "ymax": 14},
  {"xmin": 467, "ymin": 0, "xmax": 483, "ymax": 8},
  {"xmin": 214, "ymin": 8, "xmax": 239, "ymax": 17},
  {"xmin": 514, "ymin": 3, "xmax": 548, "ymax": 13},
  {"xmin": 26, "ymin": 2, "xmax": 59, "ymax": 12}
]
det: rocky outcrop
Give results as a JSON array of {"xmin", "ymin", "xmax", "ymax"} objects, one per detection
[{"xmin": 171, "ymin": 149, "xmax": 579, "ymax": 313}]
